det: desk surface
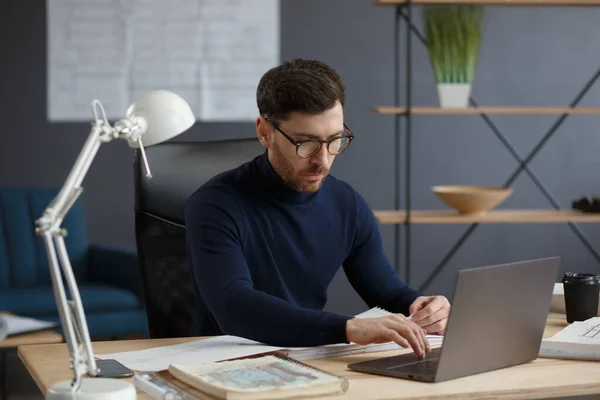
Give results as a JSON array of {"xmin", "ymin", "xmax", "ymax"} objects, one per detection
[
  {"xmin": 18, "ymin": 313, "xmax": 600, "ymax": 400},
  {"xmin": 1, "ymin": 329, "xmax": 62, "ymax": 349}
]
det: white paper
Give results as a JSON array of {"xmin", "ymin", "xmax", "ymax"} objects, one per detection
[
  {"xmin": 0, "ymin": 315, "xmax": 57, "ymax": 341},
  {"xmin": 355, "ymin": 307, "xmax": 393, "ymax": 319},
  {"xmin": 546, "ymin": 317, "xmax": 600, "ymax": 344},
  {"xmin": 97, "ymin": 335, "xmax": 285, "ymax": 372},
  {"xmin": 540, "ymin": 317, "xmax": 600, "ymax": 360},
  {"xmin": 355, "ymin": 306, "xmax": 444, "ymax": 345},
  {"xmin": 47, "ymin": 0, "xmax": 279, "ymax": 122},
  {"xmin": 97, "ymin": 307, "xmax": 444, "ymax": 371}
]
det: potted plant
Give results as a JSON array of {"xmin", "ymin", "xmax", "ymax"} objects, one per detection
[{"xmin": 424, "ymin": 5, "xmax": 484, "ymax": 108}]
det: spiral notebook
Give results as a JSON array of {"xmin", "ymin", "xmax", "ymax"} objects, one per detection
[{"xmin": 135, "ymin": 353, "xmax": 348, "ymax": 400}]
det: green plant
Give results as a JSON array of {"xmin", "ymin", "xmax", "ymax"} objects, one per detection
[{"xmin": 424, "ymin": 5, "xmax": 484, "ymax": 84}]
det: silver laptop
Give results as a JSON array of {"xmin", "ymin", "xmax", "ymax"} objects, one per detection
[{"xmin": 348, "ymin": 257, "xmax": 560, "ymax": 382}]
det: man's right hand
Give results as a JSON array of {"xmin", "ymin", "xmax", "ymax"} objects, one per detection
[{"xmin": 346, "ymin": 314, "xmax": 431, "ymax": 359}]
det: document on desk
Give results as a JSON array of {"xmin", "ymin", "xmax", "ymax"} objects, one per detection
[
  {"xmin": 97, "ymin": 307, "xmax": 444, "ymax": 372},
  {"xmin": 97, "ymin": 336, "xmax": 285, "ymax": 372},
  {"xmin": 0, "ymin": 315, "xmax": 57, "ymax": 341},
  {"xmin": 539, "ymin": 317, "xmax": 600, "ymax": 360}
]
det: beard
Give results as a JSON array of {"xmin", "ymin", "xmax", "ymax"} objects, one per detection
[{"xmin": 270, "ymin": 142, "xmax": 329, "ymax": 193}]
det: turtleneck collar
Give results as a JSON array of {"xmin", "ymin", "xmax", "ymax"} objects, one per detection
[{"xmin": 254, "ymin": 150, "xmax": 319, "ymax": 204}]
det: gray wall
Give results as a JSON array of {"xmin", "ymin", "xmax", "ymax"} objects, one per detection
[{"xmin": 2, "ymin": 1, "xmax": 600, "ymax": 316}]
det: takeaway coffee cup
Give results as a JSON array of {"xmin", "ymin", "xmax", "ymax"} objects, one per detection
[{"xmin": 562, "ymin": 272, "xmax": 600, "ymax": 323}]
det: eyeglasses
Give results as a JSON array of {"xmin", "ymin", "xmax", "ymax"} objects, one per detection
[{"xmin": 264, "ymin": 117, "xmax": 355, "ymax": 159}]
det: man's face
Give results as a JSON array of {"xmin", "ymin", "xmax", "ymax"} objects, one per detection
[{"xmin": 262, "ymin": 102, "xmax": 344, "ymax": 193}]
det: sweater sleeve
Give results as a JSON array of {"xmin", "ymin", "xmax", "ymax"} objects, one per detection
[
  {"xmin": 185, "ymin": 187, "xmax": 351, "ymax": 347},
  {"xmin": 342, "ymin": 190, "xmax": 422, "ymax": 315}
]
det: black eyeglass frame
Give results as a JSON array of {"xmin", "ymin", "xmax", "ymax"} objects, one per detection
[{"xmin": 264, "ymin": 116, "xmax": 355, "ymax": 159}]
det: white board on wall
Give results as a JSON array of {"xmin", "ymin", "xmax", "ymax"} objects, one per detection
[{"xmin": 47, "ymin": 0, "xmax": 280, "ymax": 122}]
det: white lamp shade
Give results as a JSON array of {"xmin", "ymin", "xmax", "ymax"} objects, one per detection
[{"xmin": 126, "ymin": 90, "xmax": 195, "ymax": 148}]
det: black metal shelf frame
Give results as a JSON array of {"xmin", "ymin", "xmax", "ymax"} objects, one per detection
[{"xmin": 390, "ymin": 2, "xmax": 600, "ymax": 292}]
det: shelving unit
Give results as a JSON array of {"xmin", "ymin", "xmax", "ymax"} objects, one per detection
[
  {"xmin": 373, "ymin": 107, "xmax": 600, "ymax": 115},
  {"xmin": 374, "ymin": 0, "xmax": 600, "ymax": 5},
  {"xmin": 372, "ymin": 0, "xmax": 600, "ymax": 292},
  {"xmin": 374, "ymin": 210, "xmax": 600, "ymax": 224}
]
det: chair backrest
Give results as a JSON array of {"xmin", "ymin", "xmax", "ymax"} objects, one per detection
[
  {"xmin": 133, "ymin": 139, "xmax": 264, "ymax": 338},
  {"xmin": 0, "ymin": 187, "xmax": 88, "ymax": 290}
]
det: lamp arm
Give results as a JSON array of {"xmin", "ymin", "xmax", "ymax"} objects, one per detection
[
  {"xmin": 35, "ymin": 120, "xmax": 118, "ymax": 392},
  {"xmin": 40, "ymin": 123, "xmax": 114, "ymax": 229}
]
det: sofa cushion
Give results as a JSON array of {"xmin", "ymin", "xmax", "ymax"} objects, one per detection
[
  {"xmin": 85, "ymin": 310, "xmax": 148, "ymax": 338},
  {"xmin": 41, "ymin": 310, "xmax": 149, "ymax": 339},
  {"xmin": 0, "ymin": 188, "xmax": 89, "ymax": 290},
  {"xmin": 0, "ymin": 284, "xmax": 140, "ymax": 316}
]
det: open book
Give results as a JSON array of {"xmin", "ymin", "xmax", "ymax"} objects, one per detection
[
  {"xmin": 539, "ymin": 317, "xmax": 600, "ymax": 360},
  {"xmin": 167, "ymin": 354, "xmax": 348, "ymax": 400}
]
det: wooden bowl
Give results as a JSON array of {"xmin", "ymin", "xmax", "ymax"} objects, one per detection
[{"xmin": 432, "ymin": 185, "xmax": 513, "ymax": 215}]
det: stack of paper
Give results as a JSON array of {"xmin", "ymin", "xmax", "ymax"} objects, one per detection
[
  {"xmin": 98, "ymin": 336, "xmax": 286, "ymax": 372},
  {"xmin": 539, "ymin": 317, "xmax": 600, "ymax": 360},
  {"xmin": 97, "ymin": 307, "xmax": 444, "ymax": 372},
  {"xmin": 0, "ymin": 315, "xmax": 57, "ymax": 341},
  {"xmin": 287, "ymin": 307, "xmax": 443, "ymax": 361}
]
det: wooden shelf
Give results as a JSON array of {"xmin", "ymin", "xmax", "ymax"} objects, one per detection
[
  {"xmin": 374, "ymin": 0, "xmax": 600, "ymax": 6},
  {"xmin": 373, "ymin": 106, "xmax": 600, "ymax": 115},
  {"xmin": 373, "ymin": 209, "xmax": 600, "ymax": 224}
]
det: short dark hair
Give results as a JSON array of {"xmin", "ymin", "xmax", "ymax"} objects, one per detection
[{"xmin": 256, "ymin": 58, "xmax": 345, "ymax": 122}]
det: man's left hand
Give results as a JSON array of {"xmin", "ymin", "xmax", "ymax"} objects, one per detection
[{"xmin": 409, "ymin": 296, "xmax": 451, "ymax": 335}]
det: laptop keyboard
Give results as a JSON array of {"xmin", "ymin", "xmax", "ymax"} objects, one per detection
[{"xmin": 388, "ymin": 358, "xmax": 439, "ymax": 375}]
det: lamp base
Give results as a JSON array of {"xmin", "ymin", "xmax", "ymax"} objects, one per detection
[{"xmin": 46, "ymin": 378, "xmax": 136, "ymax": 400}]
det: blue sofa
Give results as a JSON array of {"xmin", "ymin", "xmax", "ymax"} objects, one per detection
[{"xmin": 0, "ymin": 187, "xmax": 148, "ymax": 339}]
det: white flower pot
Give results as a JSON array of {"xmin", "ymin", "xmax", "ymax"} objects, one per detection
[{"xmin": 436, "ymin": 83, "xmax": 472, "ymax": 108}]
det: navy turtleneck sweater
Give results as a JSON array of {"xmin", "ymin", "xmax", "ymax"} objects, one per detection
[{"xmin": 185, "ymin": 150, "xmax": 421, "ymax": 347}]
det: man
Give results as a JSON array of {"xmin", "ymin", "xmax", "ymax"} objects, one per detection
[{"xmin": 185, "ymin": 58, "xmax": 450, "ymax": 359}]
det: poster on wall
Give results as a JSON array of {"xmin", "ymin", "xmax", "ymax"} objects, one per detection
[{"xmin": 47, "ymin": 0, "xmax": 280, "ymax": 122}]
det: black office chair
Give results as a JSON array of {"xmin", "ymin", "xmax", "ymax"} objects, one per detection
[{"xmin": 133, "ymin": 139, "xmax": 264, "ymax": 338}]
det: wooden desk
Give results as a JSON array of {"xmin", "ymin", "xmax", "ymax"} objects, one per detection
[
  {"xmin": 0, "ymin": 329, "xmax": 62, "ymax": 349},
  {"xmin": 18, "ymin": 313, "xmax": 600, "ymax": 400}
]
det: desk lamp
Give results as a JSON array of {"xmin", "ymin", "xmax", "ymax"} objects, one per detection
[{"xmin": 36, "ymin": 90, "xmax": 195, "ymax": 400}]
